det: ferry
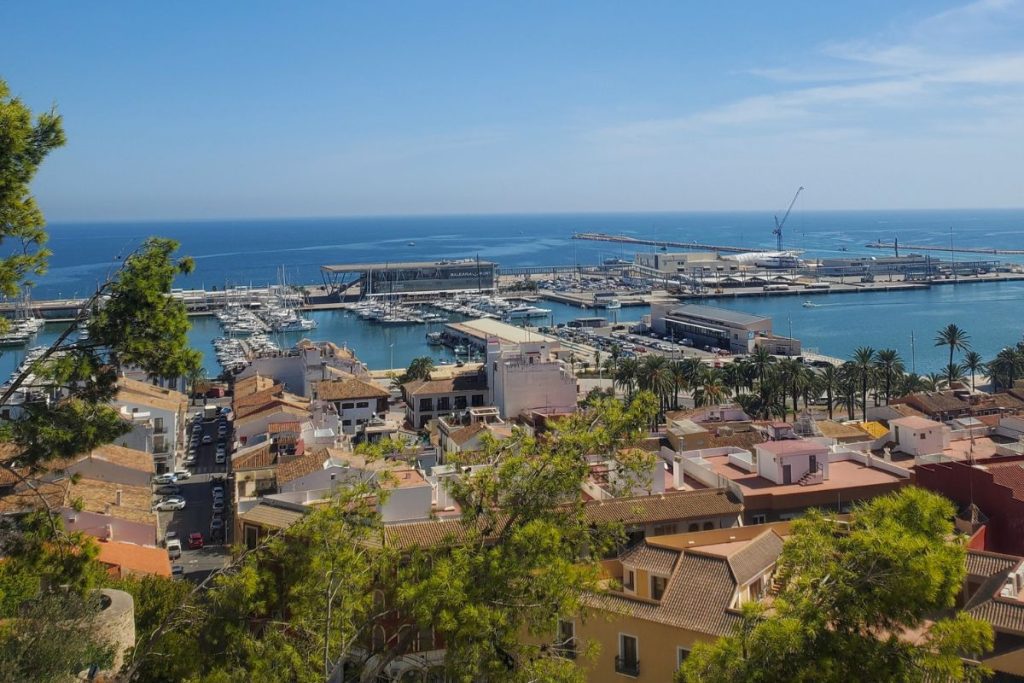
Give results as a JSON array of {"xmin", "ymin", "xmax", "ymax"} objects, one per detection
[{"xmin": 505, "ymin": 305, "xmax": 552, "ymax": 320}]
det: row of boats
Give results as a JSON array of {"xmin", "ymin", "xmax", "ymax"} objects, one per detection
[
  {"xmin": 215, "ymin": 303, "xmax": 317, "ymax": 335},
  {"xmin": 0, "ymin": 316, "xmax": 45, "ymax": 347},
  {"xmin": 345, "ymin": 295, "xmax": 553, "ymax": 326},
  {"xmin": 212, "ymin": 334, "xmax": 281, "ymax": 371}
]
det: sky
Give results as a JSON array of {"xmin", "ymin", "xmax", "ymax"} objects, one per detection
[{"xmin": 2, "ymin": 0, "xmax": 1024, "ymax": 220}]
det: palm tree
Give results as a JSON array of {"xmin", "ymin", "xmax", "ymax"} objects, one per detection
[
  {"xmin": 637, "ymin": 355, "xmax": 674, "ymax": 421},
  {"xmin": 185, "ymin": 365, "xmax": 207, "ymax": 401},
  {"xmin": 749, "ymin": 346, "xmax": 776, "ymax": 386},
  {"xmin": 934, "ymin": 323, "xmax": 971, "ymax": 370},
  {"xmin": 405, "ymin": 356, "xmax": 435, "ymax": 382},
  {"xmin": 874, "ymin": 349, "xmax": 904, "ymax": 405},
  {"xmin": 836, "ymin": 363, "xmax": 860, "ymax": 421},
  {"xmin": 988, "ymin": 347, "xmax": 1023, "ymax": 392},
  {"xmin": 923, "ymin": 372, "xmax": 947, "ymax": 391},
  {"xmin": 850, "ymin": 347, "xmax": 876, "ymax": 422},
  {"xmin": 818, "ymin": 364, "xmax": 839, "ymax": 420},
  {"xmin": 963, "ymin": 350, "xmax": 984, "ymax": 391},
  {"xmin": 694, "ymin": 367, "xmax": 729, "ymax": 407},
  {"xmin": 669, "ymin": 358, "xmax": 699, "ymax": 410},
  {"xmin": 944, "ymin": 362, "xmax": 967, "ymax": 387},
  {"xmin": 615, "ymin": 358, "xmax": 639, "ymax": 399}
]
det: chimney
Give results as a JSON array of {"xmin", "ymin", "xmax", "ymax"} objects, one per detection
[
  {"xmin": 105, "ymin": 524, "xmax": 114, "ymax": 541},
  {"xmin": 115, "ymin": 489, "xmax": 123, "ymax": 506}
]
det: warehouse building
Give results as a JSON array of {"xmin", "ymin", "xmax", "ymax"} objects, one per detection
[
  {"xmin": 322, "ymin": 259, "xmax": 496, "ymax": 299},
  {"xmin": 649, "ymin": 302, "xmax": 799, "ymax": 355}
]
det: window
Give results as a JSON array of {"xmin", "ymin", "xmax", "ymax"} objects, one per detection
[
  {"xmin": 438, "ymin": 397, "xmax": 451, "ymax": 411},
  {"xmin": 616, "ymin": 634, "xmax": 639, "ymax": 676},
  {"xmin": 623, "ymin": 569, "xmax": 635, "ymax": 591},
  {"xmin": 688, "ymin": 523, "xmax": 699, "ymax": 532},
  {"xmin": 371, "ymin": 625, "xmax": 386, "ymax": 651},
  {"xmin": 419, "ymin": 398, "xmax": 433, "ymax": 412},
  {"xmin": 417, "ymin": 623, "xmax": 433, "ymax": 651},
  {"xmin": 677, "ymin": 647, "xmax": 690, "ymax": 668},
  {"xmin": 244, "ymin": 525, "xmax": 259, "ymax": 550},
  {"xmin": 342, "ymin": 419, "xmax": 352, "ymax": 426},
  {"xmin": 702, "ymin": 521, "xmax": 714, "ymax": 531},
  {"xmin": 471, "ymin": 394, "xmax": 484, "ymax": 407},
  {"xmin": 752, "ymin": 513, "xmax": 767, "ymax": 524},
  {"xmin": 556, "ymin": 619, "xmax": 576, "ymax": 659},
  {"xmin": 651, "ymin": 575, "xmax": 668, "ymax": 600},
  {"xmin": 920, "ymin": 432, "xmax": 926, "ymax": 440},
  {"xmin": 356, "ymin": 401, "xmax": 369, "ymax": 408},
  {"xmin": 454, "ymin": 395, "xmax": 467, "ymax": 409},
  {"xmin": 342, "ymin": 402, "xmax": 355, "ymax": 410},
  {"xmin": 653, "ymin": 523, "xmax": 677, "ymax": 536}
]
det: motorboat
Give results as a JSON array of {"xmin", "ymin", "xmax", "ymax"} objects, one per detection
[
  {"xmin": 504, "ymin": 305, "xmax": 552, "ymax": 320},
  {"xmin": 801, "ymin": 301, "xmax": 820, "ymax": 308},
  {"xmin": 426, "ymin": 332, "xmax": 443, "ymax": 345}
]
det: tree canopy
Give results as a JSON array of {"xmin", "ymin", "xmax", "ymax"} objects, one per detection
[{"xmin": 677, "ymin": 487, "xmax": 993, "ymax": 683}]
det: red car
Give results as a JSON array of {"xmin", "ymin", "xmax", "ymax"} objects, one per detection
[{"xmin": 188, "ymin": 532, "xmax": 204, "ymax": 549}]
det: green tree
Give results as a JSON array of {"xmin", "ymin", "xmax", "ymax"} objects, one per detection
[
  {"xmin": 0, "ymin": 79, "xmax": 66, "ymax": 327},
  {"xmin": 678, "ymin": 487, "xmax": 993, "ymax": 683},
  {"xmin": 850, "ymin": 346, "xmax": 876, "ymax": 422},
  {"xmin": 935, "ymin": 323, "xmax": 971, "ymax": 370},
  {"xmin": 875, "ymin": 348, "xmax": 904, "ymax": 404},
  {"xmin": 963, "ymin": 351, "xmax": 984, "ymax": 391},
  {"xmin": 401, "ymin": 356, "xmax": 435, "ymax": 383}
]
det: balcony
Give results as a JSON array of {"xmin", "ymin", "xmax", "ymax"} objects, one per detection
[{"xmin": 615, "ymin": 656, "xmax": 640, "ymax": 676}]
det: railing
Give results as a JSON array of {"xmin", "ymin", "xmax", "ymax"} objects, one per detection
[{"xmin": 615, "ymin": 656, "xmax": 640, "ymax": 676}]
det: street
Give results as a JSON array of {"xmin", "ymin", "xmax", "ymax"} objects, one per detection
[{"xmin": 154, "ymin": 408, "xmax": 234, "ymax": 580}]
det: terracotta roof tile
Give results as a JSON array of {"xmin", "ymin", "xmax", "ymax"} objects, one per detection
[
  {"xmin": 620, "ymin": 544, "xmax": 679, "ymax": 575},
  {"xmin": 967, "ymin": 550, "xmax": 1021, "ymax": 578},
  {"xmin": 583, "ymin": 489, "xmax": 741, "ymax": 527},
  {"xmin": 316, "ymin": 377, "xmax": 389, "ymax": 401},
  {"xmin": 725, "ymin": 530, "xmax": 785, "ymax": 586},
  {"xmin": 97, "ymin": 540, "xmax": 171, "ymax": 577},
  {"xmin": 238, "ymin": 501, "xmax": 307, "ymax": 530},
  {"xmin": 276, "ymin": 451, "xmax": 327, "ymax": 485},
  {"xmin": 231, "ymin": 442, "xmax": 276, "ymax": 471},
  {"xmin": 403, "ymin": 373, "xmax": 487, "ymax": 397}
]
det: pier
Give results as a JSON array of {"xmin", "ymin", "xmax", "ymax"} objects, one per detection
[
  {"xmin": 866, "ymin": 241, "xmax": 1024, "ymax": 256},
  {"xmin": 572, "ymin": 231, "xmax": 768, "ymax": 254}
]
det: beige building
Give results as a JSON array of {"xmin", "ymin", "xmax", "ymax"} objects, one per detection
[
  {"xmin": 402, "ymin": 370, "xmax": 488, "ymax": 429},
  {"xmin": 561, "ymin": 525, "xmax": 785, "ymax": 681}
]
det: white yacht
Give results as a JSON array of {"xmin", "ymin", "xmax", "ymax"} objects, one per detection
[{"xmin": 504, "ymin": 305, "xmax": 552, "ymax": 320}]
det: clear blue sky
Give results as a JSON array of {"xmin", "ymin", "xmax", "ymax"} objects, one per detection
[{"xmin": 3, "ymin": 1, "xmax": 1023, "ymax": 220}]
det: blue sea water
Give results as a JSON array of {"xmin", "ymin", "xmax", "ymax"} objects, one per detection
[{"xmin": 4, "ymin": 209, "xmax": 1024, "ymax": 378}]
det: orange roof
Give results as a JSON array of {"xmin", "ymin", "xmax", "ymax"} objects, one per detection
[{"xmin": 97, "ymin": 539, "xmax": 171, "ymax": 577}]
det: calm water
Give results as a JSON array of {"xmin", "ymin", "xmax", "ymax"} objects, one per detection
[{"xmin": 3, "ymin": 210, "xmax": 1023, "ymax": 377}]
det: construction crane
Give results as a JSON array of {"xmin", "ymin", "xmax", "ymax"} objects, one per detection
[{"xmin": 772, "ymin": 186, "xmax": 804, "ymax": 251}]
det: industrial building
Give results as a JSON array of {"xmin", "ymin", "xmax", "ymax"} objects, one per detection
[
  {"xmin": 634, "ymin": 251, "xmax": 739, "ymax": 276},
  {"xmin": 649, "ymin": 302, "xmax": 799, "ymax": 355},
  {"xmin": 321, "ymin": 259, "xmax": 496, "ymax": 299}
]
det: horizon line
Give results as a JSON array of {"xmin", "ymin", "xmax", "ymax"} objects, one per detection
[{"xmin": 45, "ymin": 205, "xmax": 1024, "ymax": 226}]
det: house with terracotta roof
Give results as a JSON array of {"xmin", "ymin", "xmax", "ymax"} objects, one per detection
[
  {"xmin": 235, "ymin": 401, "xmax": 312, "ymax": 444},
  {"xmin": 583, "ymin": 488, "xmax": 741, "ymax": 544},
  {"xmin": 962, "ymin": 548, "xmax": 1024, "ymax": 678},
  {"xmin": 889, "ymin": 415, "xmax": 949, "ymax": 457},
  {"xmin": 314, "ymin": 376, "xmax": 390, "ymax": 436},
  {"xmin": 401, "ymin": 370, "xmax": 489, "ymax": 429},
  {"xmin": 44, "ymin": 443, "xmax": 155, "ymax": 488},
  {"xmin": 437, "ymin": 408, "xmax": 514, "ymax": 456},
  {"xmin": 112, "ymin": 376, "xmax": 188, "ymax": 473},
  {"xmin": 235, "ymin": 339, "xmax": 368, "ymax": 397},
  {"xmin": 566, "ymin": 525, "xmax": 786, "ymax": 681},
  {"xmin": 0, "ymin": 476, "xmax": 157, "ymax": 532},
  {"xmin": 96, "ymin": 538, "xmax": 172, "ymax": 578}
]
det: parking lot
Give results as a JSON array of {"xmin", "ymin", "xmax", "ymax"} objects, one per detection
[{"xmin": 154, "ymin": 407, "xmax": 234, "ymax": 579}]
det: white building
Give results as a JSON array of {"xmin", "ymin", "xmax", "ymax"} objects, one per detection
[
  {"xmin": 753, "ymin": 439, "xmax": 830, "ymax": 486},
  {"xmin": 889, "ymin": 416, "xmax": 949, "ymax": 457},
  {"xmin": 486, "ymin": 339, "xmax": 577, "ymax": 421},
  {"xmin": 111, "ymin": 377, "xmax": 188, "ymax": 473},
  {"xmin": 236, "ymin": 340, "xmax": 368, "ymax": 398}
]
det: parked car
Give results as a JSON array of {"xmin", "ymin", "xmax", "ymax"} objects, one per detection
[
  {"xmin": 201, "ymin": 435, "xmax": 212, "ymax": 444},
  {"xmin": 166, "ymin": 539, "xmax": 182, "ymax": 559},
  {"xmin": 156, "ymin": 484, "xmax": 181, "ymax": 495},
  {"xmin": 164, "ymin": 531, "xmax": 178, "ymax": 548},
  {"xmin": 188, "ymin": 532, "xmax": 204, "ymax": 549},
  {"xmin": 212, "ymin": 499, "xmax": 225, "ymax": 513},
  {"xmin": 171, "ymin": 565, "xmax": 185, "ymax": 579},
  {"xmin": 211, "ymin": 484, "xmax": 224, "ymax": 498},
  {"xmin": 210, "ymin": 518, "xmax": 224, "ymax": 532},
  {"xmin": 153, "ymin": 473, "xmax": 177, "ymax": 485},
  {"xmin": 215, "ymin": 452, "xmax": 226, "ymax": 464},
  {"xmin": 191, "ymin": 424, "xmax": 202, "ymax": 434},
  {"xmin": 153, "ymin": 496, "xmax": 186, "ymax": 512},
  {"xmin": 173, "ymin": 469, "xmax": 192, "ymax": 480}
]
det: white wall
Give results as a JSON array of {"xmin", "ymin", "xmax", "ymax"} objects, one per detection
[
  {"xmin": 487, "ymin": 341, "xmax": 577, "ymax": 420},
  {"xmin": 380, "ymin": 485, "xmax": 433, "ymax": 522},
  {"xmin": 893, "ymin": 424, "xmax": 947, "ymax": 456},
  {"xmin": 236, "ymin": 408, "xmax": 308, "ymax": 443}
]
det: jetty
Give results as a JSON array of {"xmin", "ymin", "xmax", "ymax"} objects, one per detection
[
  {"xmin": 866, "ymin": 241, "xmax": 1024, "ymax": 256},
  {"xmin": 572, "ymin": 232, "xmax": 768, "ymax": 254}
]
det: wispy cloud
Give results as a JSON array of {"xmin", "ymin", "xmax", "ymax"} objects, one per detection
[{"xmin": 597, "ymin": 0, "xmax": 1024, "ymax": 141}]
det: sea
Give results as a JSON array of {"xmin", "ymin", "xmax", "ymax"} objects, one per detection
[{"xmin": 4, "ymin": 209, "xmax": 1024, "ymax": 379}]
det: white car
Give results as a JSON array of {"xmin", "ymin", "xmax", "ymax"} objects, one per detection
[
  {"xmin": 211, "ymin": 499, "xmax": 225, "ymax": 513},
  {"xmin": 173, "ymin": 469, "xmax": 192, "ymax": 480},
  {"xmin": 154, "ymin": 496, "xmax": 186, "ymax": 511},
  {"xmin": 215, "ymin": 452, "xmax": 226, "ymax": 464},
  {"xmin": 211, "ymin": 484, "xmax": 224, "ymax": 498},
  {"xmin": 153, "ymin": 473, "xmax": 177, "ymax": 485}
]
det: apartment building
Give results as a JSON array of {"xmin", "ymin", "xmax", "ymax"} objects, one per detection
[
  {"xmin": 112, "ymin": 377, "xmax": 188, "ymax": 473},
  {"xmin": 486, "ymin": 339, "xmax": 578, "ymax": 421}
]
